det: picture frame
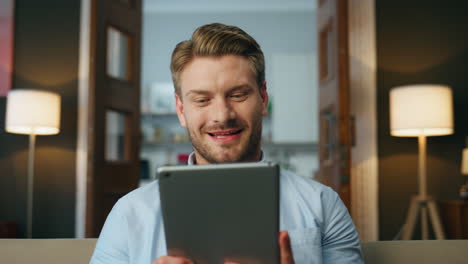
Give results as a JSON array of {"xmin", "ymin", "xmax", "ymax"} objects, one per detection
[{"xmin": 0, "ymin": 0, "xmax": 15, "ymax": 97}]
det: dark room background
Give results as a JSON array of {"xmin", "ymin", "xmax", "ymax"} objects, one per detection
[{"xmin": 376, "ymin": 0, "xmax": 468, "ymax": 240}]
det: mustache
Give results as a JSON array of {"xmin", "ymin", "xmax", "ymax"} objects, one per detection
[{"xmin": 202, "ymin": 120, "xmax": 245, "ymax": 132}]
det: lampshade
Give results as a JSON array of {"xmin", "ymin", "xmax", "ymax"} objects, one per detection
[
  {"xmin": 461, "ymin": 148, "xmax": 468, "ymax": 175},
  {"xmin": 390, "ymin": 84, "xmax": 453, "ymax": 137},
  {"xmin": 5, "ymin": 89, "xmax": 61, "ymax": 135}
]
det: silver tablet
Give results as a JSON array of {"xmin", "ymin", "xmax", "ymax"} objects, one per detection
[{"xmin": 158, "ymin": 162, "xmax": 280, "ymax": 264}]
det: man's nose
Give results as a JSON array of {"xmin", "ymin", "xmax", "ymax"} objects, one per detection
[{"xmin": 212, "ymin": 99, "xmax": 236, "ymax": 123}]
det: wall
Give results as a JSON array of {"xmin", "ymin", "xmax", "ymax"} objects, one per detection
[
  {"xmin": 376, "ymin": 0, "xmax": 468, "ymax": 240},
  {"xmin": 141, "ymin": 11, "xmax": 316, "ymax": 89},
  {"xmin": 0, "ymin": 0, "xmax": 80, "ymax": 238}
]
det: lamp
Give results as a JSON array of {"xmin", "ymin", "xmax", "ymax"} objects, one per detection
[
  {"xmin": 5, "ymin": 89, "xmax": 61, "ymax": 238},
  {"xmin": 462, "ymin": 149, "xmax": 468, "ymax": 174},
  {"xmin": 460, "ymin": 148, "xmax": 468, "ymax": 199},
  {"xmin": 390, "ymin": 84, "xmax": 453, "ymax": 240}
]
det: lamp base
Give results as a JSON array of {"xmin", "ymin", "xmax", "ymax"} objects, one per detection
[{"xmin": 401, "ymin": 195, "xmax": 445, "ymax": 240}]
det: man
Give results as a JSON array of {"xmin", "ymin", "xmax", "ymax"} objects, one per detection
[{"xmin": 90, "ymin": 23, "xmax": 363, "ymax": 264}]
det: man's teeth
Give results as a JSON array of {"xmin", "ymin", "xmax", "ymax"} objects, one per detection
[
  {"xmin": 210, "ymin": 130, "xmax": 240, "ymax": 137},
  {"xmin": 214, "ymin": 133, "xmax": 233, "ymax": 138}
]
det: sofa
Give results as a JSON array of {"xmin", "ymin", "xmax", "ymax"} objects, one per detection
[{"xmin": 1, "ymin": 239, "xmax": 467, "ymax": 264}]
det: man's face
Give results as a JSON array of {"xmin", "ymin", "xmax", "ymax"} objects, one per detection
[{"xmin": 175, "ymin": 55, "xmax": 268, "ymax": 164}]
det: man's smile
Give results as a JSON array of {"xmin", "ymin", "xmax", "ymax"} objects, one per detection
[{"xmin": 206, "ymin": 128, "xmax": 244, "ymax": 143}]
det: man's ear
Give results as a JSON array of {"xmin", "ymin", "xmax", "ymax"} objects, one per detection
[
  {"xmin": 260, "ymin": 81, "xmax": 269, "ymax": 116},
  {"xmin": 175, "ymin": 93, "xmax": 187, "ymax": 127}
]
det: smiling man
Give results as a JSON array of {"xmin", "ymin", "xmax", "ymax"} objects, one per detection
[
  {"xmin": 90, "ymin": 23, "xmax": 363, "ymax": 264},
  {"xmin": 175, "ymin": 54, "xmax": 265, "ymax": 164}
]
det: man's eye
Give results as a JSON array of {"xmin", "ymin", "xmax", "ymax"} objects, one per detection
[
  {"xmin": 194, "ymin": 98, "xmax": 209, "ymax": 104},
  {"xmin": 230, "ymin": 93, "xmax": 248, "ymax": 100}
]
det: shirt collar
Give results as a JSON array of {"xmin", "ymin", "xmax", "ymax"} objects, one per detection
[{"xmin": 187, "ymin": 151, "xmax": 265, "ymax": 165}]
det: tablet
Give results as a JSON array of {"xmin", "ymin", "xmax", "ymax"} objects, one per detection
[{"xmin": 158, "ymin": 162, "xmax": 280, "ymax": 264}]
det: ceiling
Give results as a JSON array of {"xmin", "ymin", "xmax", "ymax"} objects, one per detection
[{"xmin": 143, "ymin": 0, "xmax": 316, "ymax": 13}]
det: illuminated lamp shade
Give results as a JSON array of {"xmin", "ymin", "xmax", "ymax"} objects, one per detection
[
  {"xmin": 390, "ymin": 85, "xmax": 453, "ymax": 137},
  {"xmin": 462, "ymin": 148, "xmax": 468, "ymax": 175},
  {"xmin": 6, "ymin": 89, "xmax": 61, "ymax": 135}
]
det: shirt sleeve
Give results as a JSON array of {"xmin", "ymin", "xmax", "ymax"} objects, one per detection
[
  {"xmin": 321, "ymin": 188, "xmax": 364, "ymax": 264},
  {"xmin": 89, "ymin": 199, "xmax": 130, "ymax": 264}
]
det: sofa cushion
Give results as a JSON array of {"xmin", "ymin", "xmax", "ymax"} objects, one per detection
[
  {"xmin": 2, "ymin": 238, "xmax": 468, "ymax": 264},
  {"xmin": 362, "ymin": 240, "xmax": 468, "ymax": 264},
  {"xmin": 0, "ymin": 239, "xmax": 97, "ymax": 264}
]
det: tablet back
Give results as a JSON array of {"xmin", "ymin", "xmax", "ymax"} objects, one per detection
[{"xmin": 158, "ymin": 162, "xmax": 279, "ymax": 264}]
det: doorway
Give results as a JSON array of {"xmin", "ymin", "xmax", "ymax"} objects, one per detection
[{"xmin": 139, "ymin": 0, "xmax": 320, "ymax": 186}]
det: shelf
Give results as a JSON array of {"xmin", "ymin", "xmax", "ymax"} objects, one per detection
[
  {"xmin": 263, "ymin": 142, "xmax": 317, "ymax": 152},
  {"xmin": 141, "ymin": 112, "xmax": 272, "ymax": 119},
  {"xmin": 142, "ymin": 141, "xmax": 193, "ymax": 149},
  {"xmin": 141, "ymin": 141, "xmax": 317, "ymax": 152},
  {"xmin": 141, "ymin": 112, "xmax": 177, "ymax": 117}
]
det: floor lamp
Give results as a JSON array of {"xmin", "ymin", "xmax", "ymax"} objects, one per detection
[
  {"xmin": 460, "ymin": 147, "xmax": 468, "ymax": 199},
  {"xmin": 5, "ymin": 89, "xmax": 61, "ymax": 238},
  {"xmin": 390, "ymin": 84, "xmax": 453, "ymax": 240}
]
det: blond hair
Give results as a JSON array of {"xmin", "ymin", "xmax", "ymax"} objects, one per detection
[{"xmin": 170, "ymin": 23, "xmax": 265, "ymax": 95}]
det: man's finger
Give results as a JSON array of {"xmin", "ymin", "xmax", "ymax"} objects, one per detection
[
  {"xmin": 152, "ymin": 256, "xmax": 194, "ymax": 264},
  {"xmin": 279, "ymin": 231, "xmax": 294, "ymax": 264}
]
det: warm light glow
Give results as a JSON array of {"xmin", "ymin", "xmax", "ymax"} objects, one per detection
[
  {"xmin": 462, "ymin": 148, "xmax": 468, "ymax": 175},
  {"xmin": 5, "ymin": 89, "xmax": 61, "ymax": 135},
  {"xmin": 390, "ymin": 85, "xmax": 453, "ymax": 137}
]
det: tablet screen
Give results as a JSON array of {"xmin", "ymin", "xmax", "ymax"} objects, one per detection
[{"xmin": 158, "ymin": 162, "xmax": 280, "ymax": 264}]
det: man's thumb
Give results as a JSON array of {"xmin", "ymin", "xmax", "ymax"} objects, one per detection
[{"xmin": 279, "ymin": 231, "xmax": 294, "ymax": 264}]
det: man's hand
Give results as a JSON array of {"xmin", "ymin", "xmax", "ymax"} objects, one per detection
[
  {"xmin": 152, "ymin": 231, "xmax": 294, "ymax": 264},
  {"xmin": 152, "ymin": 256, "xmax": 193, "ymax": 264},
  {"xmin": 279, "ymin": 231, "xmax": 295, "ymax": 264}
]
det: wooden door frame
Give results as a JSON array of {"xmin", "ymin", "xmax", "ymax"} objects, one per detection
[
  {"xmin": 317, "ymin": 0, "xmax": 352, "ymax": 208},
  {"xmin": 317, "ymin": 0, "xmax": 379, "ymax": 241},
  {"xmin": 76, "ymin": 0, "xmax": 142, "ymax": 238},
  {"xmin": 348, "ymin": 0, "xmax": 379, "ymax": 241},
  {"xmin": 76, "ymin": 0, "xmax": 92, "ymax": 238}
]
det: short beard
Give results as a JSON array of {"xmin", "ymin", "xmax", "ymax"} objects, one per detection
[{"xmin": 188, "ymin": 116, "xmax": 263, "ymax": 164}]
